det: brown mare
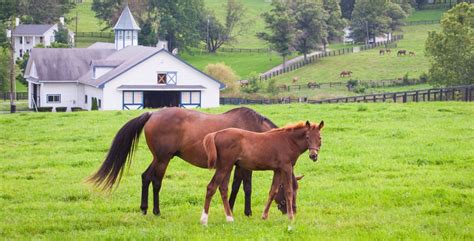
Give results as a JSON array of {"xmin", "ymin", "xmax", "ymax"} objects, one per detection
[
  {"xmin": 88, "ymin": 107, "xmax": 297, "ymax": 216},
  {"xmin": 200, "ymin": 121, "xmax": 324, "ymax": 225},
  {"xmin": 340, "ymin": 70, "xmax": 353, "ymax": 77}
]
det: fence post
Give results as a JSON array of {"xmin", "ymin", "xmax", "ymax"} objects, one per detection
[
  {"xmin": 415, "ymin": 91, "xmax": 419, "ymax": 102},
  {"xmin": 403, "ymin": 92, "xmax": 407, "ymax": 103}
]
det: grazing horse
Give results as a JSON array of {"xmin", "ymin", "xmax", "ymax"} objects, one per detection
[
  {"xmin": 379, "ymin": 49, "xmax": 385, "ymax": 55},
  {"xmin": 340, "ymin": 70, "xmax": 353, "ymax": 78},
  {"xmin": 89, "ymin": 107, "xmax": 295, "ymax": 217},
  {"xmin": 292, "ymin": 76, "xmax": 299, "ymax": 84},
  {"xmin": 201, "ymin": 121, "xmax": 324, "ymax": 225},
  {"xmin": 397, "ymin": 50, "xmax": 407, "ymax": 56},
  {"xmin": 239, "ymin": 79, "xmax": 249, "ymax": 87},
  {"xmin": 386, "ymin": 49, "xmax": 392, "ymax": 54},
  {"xmin": 307, "ymin": 82, "xmax": 319, "ymax": 89},
  {"xmin": 409, "ymin": 51, "xmax": 415, "ymax": 56}
]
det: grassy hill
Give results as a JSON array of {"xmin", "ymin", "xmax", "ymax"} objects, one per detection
[
  {"xmin": 271, "ymin": 24, "xmax": 440, "ymax": 87},
  {"xmin": 0, "ymin": 103, "xmax": 473, "ymax": 239}
]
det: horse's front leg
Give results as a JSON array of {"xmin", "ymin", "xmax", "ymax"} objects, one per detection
[
  {"xmin": 262, "ymin": 171, "xmax": 280, "ymax": 220},
  {"xmin": 228, "ymin": 165, "xmax": 243, "ymax": 213},
  {"xmin": 242, "ymin": 168, "xmax": 253, "ymax": 216}
]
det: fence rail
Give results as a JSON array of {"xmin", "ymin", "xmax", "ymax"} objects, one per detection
[
  {"xmin": 259, "ymin": 35, "xmax": 403, "ymax": 81},
  {"xmin": 218, "ymin": 47, "xmax": 271, "ymax": 53},
  {"xmin": 220, "ymin": 85, "xmax": 473, "ymax": 105},
  {"xmin": 1, "ymin": 92, "xmax": 28, "ymax": 101},
  {"xmin": 405, "ymin": 19, "xmax": 440, "ymax": 25}
]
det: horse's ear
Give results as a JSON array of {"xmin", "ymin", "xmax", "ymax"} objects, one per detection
[
  {"xmin": 318, "ymin": 120, "xmax": 324, "ymax": 130},
  {"xmin": 305, "ymin": 121, "xmax": 311, "ymax": 128},
  {"xmin": 295, "ymin": 175, "xmax": 304, "ymax": 181}
]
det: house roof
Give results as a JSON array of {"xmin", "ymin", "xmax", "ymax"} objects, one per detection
[
  {"xmin": 113, "ymin": 6, "xmax": 141, "ymax": 31},
  {"xmin": 25, "ymin": 46, "xmax": 226, "ymax": 89},
  {"xmin": 88, "ymin": 42, "xmax": 115, "ymax": 49},
  {"xmin": 12, "ymin": 24, "xmax": 55, "ymax": 36}
]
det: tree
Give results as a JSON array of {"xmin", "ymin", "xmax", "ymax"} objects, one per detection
[
  {"xmin": 0, "ymin": 50, "xmax": 9, "ymax": 92},
  {"xmin": 204, "ymin": 62, "xmax": 239, "ymax": 92},
  {"xmin": 16, "ymin": 52, "xmax": 28, "ymax": 86},
  {"xmin": 258, "ymin": 1, "xmax": 295, "ymax": 68},
  {"xmin": 339, "ymin": 0, "xmax": 355, "ymax": 19},
  {"xmin": 291, "ymin": 0, "xmax": 328, "ymax": 62},
  {"xmin": 425, "ymin": 3, "xmax": 474, "ymax": 86},
  {"xmin": 200, "ymin": 0, "xmax": 246, "ymax": 53},
  {"xmin": 323, "ymin": 0, "xmax": 347, "ymax": 49},
  {"xmin": 54, "ymin": 23, "xmax": 69, "ymax": 45},
  {"xmin": 350, "ymin": 0, "xmax": 390, "ymax": 43},
  {"xmin": 385, "ymin": 1, "xmax": 408, "ymax": 37}
]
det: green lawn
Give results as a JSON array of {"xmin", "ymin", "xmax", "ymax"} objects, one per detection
[
  {"xmin": 67, "ymin": 0, "xmax": 108, "ymax": 32},
  {"xmin": 406, "ymin": 9, "xmax": 446, "ymax": 22},
  {"xmin": 271, "ymin": 24, "xmax": 440, "ymax": 87},
  {"xmin": 0, "ymin": 103, "xmax": 472, "ymax": 239}
]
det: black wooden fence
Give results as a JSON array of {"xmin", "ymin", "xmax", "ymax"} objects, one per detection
[
  {"xmin": 1, "ymin": 92, "xmax": 28, "ymax": 101},
  {"xmin": 259, "ymin": 35, "xmax": 404, "ymax": 81},
  {"xmin": 405, "ymin": 19, "xmax": 440, "ymax": 25},
  {"xmin": 218, "ymin": 47, "xmax": 271, "ymax": 53},
  {"xmin": 75, "ymin": 32, "xmax": 114, "ymax": 39},
  {"xmin": 220, "ymin": 85, "xmax": 473, "ymax": 105}
]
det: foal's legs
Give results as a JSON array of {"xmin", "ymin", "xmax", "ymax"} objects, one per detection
[
  {"xmin": 140, "ymin": 164, "xmax": 153, "ymax": 214},
  {"xmin": 228, "ymin": 166, "xmax": 243, "ymax": 212},
  {"xmin": 229, "ymin": 166, "xmax": 253, "ymax": 216},
  {"xmin": 262, "ymin": 171, "xmax": 281, "ymax": 220},
  {"xmin": 219, "ymin": 171, "xmax": 234, "ymax": 222},
  {"xmin": 201, "ymin": 167, "xmax": 231, "ymax": 225}
]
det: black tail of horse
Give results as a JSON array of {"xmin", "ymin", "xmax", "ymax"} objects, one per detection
[{"xmin": 88, "ymin": 112, "xmax": 152, "ymax": 190}]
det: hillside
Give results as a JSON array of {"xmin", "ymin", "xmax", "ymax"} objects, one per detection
[{"xmin": 0, "ymin": 103, "xmax": 472, "ymax": 239}]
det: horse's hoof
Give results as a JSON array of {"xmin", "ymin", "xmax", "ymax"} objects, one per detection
[
  {"xmin": 153, "ymin": 209, "xmax": 161, "ymax": 216},
  {"xmin": 244, "ymin": 210, "xmax": 252, "ymax": 217},
  {"xmin": 261, "ymin": 213, "xmax": 268, "ymax": 220},
  {"xmin": 226, "ymin": 216, "xmax": 234, "ymax": 222},
  {"xmin": 141, "ymin": 209, "xmax": 147, "ymax": 215}
]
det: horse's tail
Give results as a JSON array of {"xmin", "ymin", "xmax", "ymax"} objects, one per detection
[
  {"xmin": 88, "ymin": 112, "xmax": 152, "ymax": 190},
  {"xmin": 203, "ymin": 132, "xmax": 218, "ymax": 170}
]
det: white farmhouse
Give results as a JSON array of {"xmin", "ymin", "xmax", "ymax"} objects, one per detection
[
  {"xmin": 24, "ymin": 6, "xmax": 224, "ymax": 111},
  {"xmin": 11, "ymin": 17, "xmax": 74, "ymax": 59}
]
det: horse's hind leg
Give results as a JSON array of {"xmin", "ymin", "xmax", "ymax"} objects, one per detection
[
  {"xmin": 219, "ymin": 170, "xmax": 234, "ymax": 222},
  {"xmin": 201, "ymin": 167, "xmax": 229, "ymax": 225},
  {"xmin": 150, "ymin": 156, "xmax": 171, "ymax": 216},
  {"xmin": 140, "ymin": 164, "xmax": 153, "ymax": 215},
  {"xmin": 228, "ymin": 165, "xmax": 243, "ymax": 212},
  {"xmin": 242, "ymin": 169, "xmax": 253, "ymax": 216}
]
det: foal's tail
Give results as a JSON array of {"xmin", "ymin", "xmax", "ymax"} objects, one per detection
[
  {"xmin": 203, "ymin": 132, "xmax": 218, "ymax": 169},
  {"xmin": 88, "ymin": 112, "xmax": 152, "ymax": 190}
]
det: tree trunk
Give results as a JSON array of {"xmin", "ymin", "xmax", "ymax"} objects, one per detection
[
  {"xmin": 282, "ymin": 56, "xmax": 286, "ymax": 69},
  {"xmin": 9, "ymin": 33, "xmax": 16, "ymax": 113}
]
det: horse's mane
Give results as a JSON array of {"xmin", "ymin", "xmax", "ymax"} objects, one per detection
[
  {"xmin": 268, "ymin": 121, "xmax": 317, "ymax": 133},
  {"xmin": 224, "ymin": 107, "xmax": 278, "ymax": 128}
]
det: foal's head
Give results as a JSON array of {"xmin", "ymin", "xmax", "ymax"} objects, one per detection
[
  {"xmin": 305, "ymin": 120, "xmax": 324, "ymax": 161},
  {"xmin": 275, "ymin": 175, "xmax": 304, "ymax": 214}
]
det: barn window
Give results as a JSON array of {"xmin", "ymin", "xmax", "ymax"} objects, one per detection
[
  {"xmin": 47, "ymin": 94, "xmax": 61, "ymax": 103},
  {"xmin": 98, "ymin": 99, "xmax": 102, "ymax": 108},
  {"xmin": 181, "ymin": 91, "xmax": 201, "ymax": 105},
  {"xmin": 157, "ymin": 73, "xmax": 167, "ymax": 84},
  {"xmin": 123, "ymin": 91, "xmax": 143, "ymax": 105},
  {"xmin": 85, "ymin": 95, "xmax": 88, "ymax": 104}
]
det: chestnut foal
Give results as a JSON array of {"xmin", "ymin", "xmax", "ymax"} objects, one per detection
[{"xmin": 201, "ymin": 121, "xmax": 324, "ymax": 225}]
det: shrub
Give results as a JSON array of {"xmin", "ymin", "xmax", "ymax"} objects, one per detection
[
  {"xmin": 402, "ymin": 72, "xmax": 410, "ymax": 85},
  {"xmin": 55, "ymin": 107, "xmax": 67, "ymax": 112},
  {"xmin": 266, "ymin": 79, "xmax": 279, "ymax": 95},
  {"xmin": 71, "ymin": 107, "xmax": 85, "ymax": 112},
  {"xmin": 37, "ymin": 107, "xmax": 53, "ymax": 112},
  {"xmin": 91, "ymin": 97, "xmax": 98, "ymax": 111},
  {"xmin": 419, "ymin": 72, "xmax": 429, "ymax": 83},
  {"xmin": 204, "ymin": 63, "xmax": 239, "ymax": 93}
]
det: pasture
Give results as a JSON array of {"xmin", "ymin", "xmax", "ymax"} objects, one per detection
[{"xmin": 0, "ymin": 103, "xmax": 473, "ymax": 239}]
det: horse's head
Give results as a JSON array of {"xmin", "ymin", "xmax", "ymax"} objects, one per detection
[
  {"xmin": 305, "ymin": 120, "xmax": 324, "ymax": 162},
  {"xmin": 274, "ymin": 175, "xmax": 304, "ymax": 214}
]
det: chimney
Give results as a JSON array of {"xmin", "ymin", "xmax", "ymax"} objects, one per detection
[
  {"xmin": 15, "ymin": 18, "xmax": 20, "ymax": 26},
  {"xmin": 59, "ymin": 17, "xmax": 65, "ymax": 26}
]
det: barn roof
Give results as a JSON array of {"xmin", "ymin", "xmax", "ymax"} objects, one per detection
[
  {"xmin": 113, "ymin": 6, "xmax": 141, "ymax": 31},
  {"xmin": 12, "ymin": 24, "xmax": 55, "ymax": 36}
]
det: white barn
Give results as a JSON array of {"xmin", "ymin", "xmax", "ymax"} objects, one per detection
[{"xmin": 24, "ymin": 6, "xmax": 224, "ymax": 111}]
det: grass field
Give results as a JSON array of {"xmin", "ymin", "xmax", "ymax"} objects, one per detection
[
  {"xmin": 66, "ymin": 0, "xmax": 108, "ymax": 33},
  {"xmin": 271, "ymin": 24, "xmax": 440, "ymax": 87},
  {"xmin": 0, "ymin": 103, "xmax": 473, "ymax": 239},
  {"xmin": 406, "ymin": 9, "xmax": 446, "ymax": 22}
]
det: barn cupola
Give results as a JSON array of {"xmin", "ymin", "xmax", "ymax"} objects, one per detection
[{"xmin": 113, "ymin": 6, "xmax": 141, "ymax": 50}]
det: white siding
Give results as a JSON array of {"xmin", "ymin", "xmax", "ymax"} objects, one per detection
[
  {"xmin": 102, "ymin": 51, "xmax": 220, "ymax": 110},
  {"xmin": 83, "ymin": 85, "xmax": 104, "ymax": 110},
  {"xmin": 94, "ymin": 67, "xmax": 114, "ymax": 79},
  {"xmin": 39, "ymin": 82, "xmax": 81, "ymax": 111}
]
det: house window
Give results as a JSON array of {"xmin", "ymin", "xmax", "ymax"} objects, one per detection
[
  {"xmin": 19, "ymin": 37, "xmax": 23, "ymax": 44},
  {"xmin": 124, "ymin": 91, "xmax": 143, "ymax": 104},
  {"xmin": 47, "ymin": 94, "xmax": 61, "ymax": 103},
  {"xmin": 19, "ymin": 49, "xmax": 23, "ymax": 57},
  {"xmin": 181, "ymin": 91, "xmax": 201, "ymax": 105},
  {"xmin": 85, "ymin": 95, "xmax": 88, "ymax": 104},
  {"xmin": 157, "ymin": 73, "xmax": 167, "ymax": 84},
  {"xmin": 126, "ymin": 31, "xmax": 130, "ymax": 39}
]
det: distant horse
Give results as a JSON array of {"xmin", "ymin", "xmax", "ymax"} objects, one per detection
[
  {"xmin": 340, "ymin": 70, "xmax": 353, "ymax": 77},
  {"xmin": 379, "ymin": 49, "xmax": 385, "ymax": 55},
  {"xmin": 386, "ymin": 49, "xmax": 392, "ymax": 54},
  {"xmin": 201, "ymin": 121, "xmax": 324, "ymax": 224},
  {"xmin": 307, "ymin": 82, "xmax": 320, "ymax": 89},
  {"xmin": 409, "ymin": 51, "xmax": 415, "ymax": 56},
  {"xmin": 292, "ymin": 76, "xmax": 299, "ymax": 84},
  {"xmin": 397, "ymin": 50, "xmax": 407, "ymax": 56},
  {"xmin": 88, "ymin": 107, "xmax": 295, "ymax": 217},
  {"xmin": 239, "ymin": 80, "xmax": 249, "ymax": 87}
]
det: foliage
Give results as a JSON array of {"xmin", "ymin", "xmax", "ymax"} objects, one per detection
[
  {"xmin": 323, "ymin": 0, "xmax": 347, "ymax": 43},
  {"xmin": 258, "ymin": 1, "xmax": 295, "ymax": 66},
  {"xmin": 266, "ymin": 78, "xmax": 279, "ymax": 95},
  {"xmin": 240, "ymin": 71, "xmax": 261, "ymax": 94},
  {"xmin": 204, "ymin": 62, "xmax": 239, "ymax": 92},
  {"xmin": 402, "ymin": 72, "xmax": 410, "ymax": 85},
  {"xmin": 0, "ymin": 49, "xmax": 9, "ymax": 92},
  {"xmin": 200, "ymin": 0, "xmax": 246, "ymax": 53},
  {"xmin": 54, "ymin": 23, "xmax": 69, "ymax": 45},
  {"xmin": 1, "ymin": 0, "xmax": 75, "ymax": 24},
  {"xmin": 91, "ymin": 97, "xmax": 98, "ymax": 111},
  {"xmin": 50, "ymin": 42, "xmax": 70, "ymax": 48},
  {"xmin": 350, "ymin": 0, "xmax": 408, "ymax": 43},
  {"xmin": 425, "ymin": 3, "xmax": 474, "ymax": 86},
  {"xmin": 15, "ymin": 52, "xmax": 28, "ymax": 86},
  {"xmin": 291, "ymin": 0, "xmax": 328, "ymax": 61},
  {"xmin": 340, "ymin": 0, "xmax": 355, "ymax": 19}
]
